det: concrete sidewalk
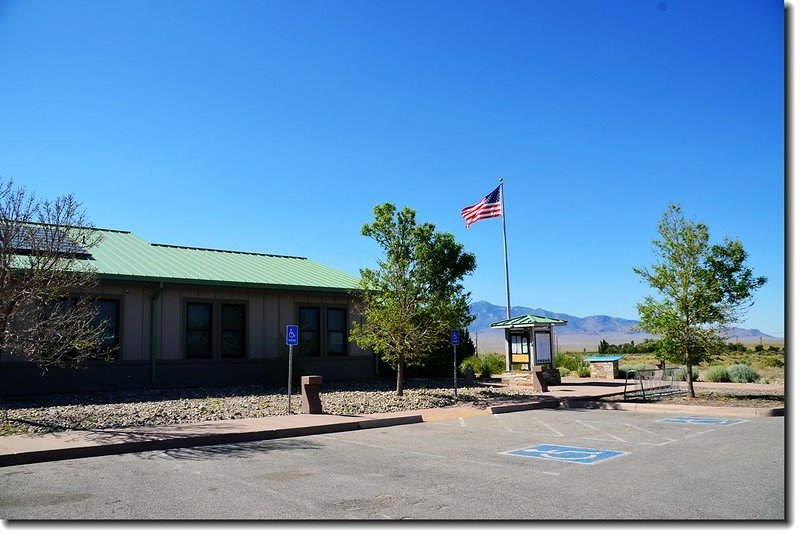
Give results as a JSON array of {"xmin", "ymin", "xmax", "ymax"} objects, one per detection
[
  {"xmin": 0, "ymin": 378, "xmax": 783, "ymax": 467},
  {"xmin": 0, "ymin": 412, "xmax": 426, "ymax": 467}
]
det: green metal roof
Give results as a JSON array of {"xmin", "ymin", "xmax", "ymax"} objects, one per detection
[
  {"xmin": 490, "ymin": 314, "xmax": 567, "ymax": 329},
  {"xmin": 77, "ymin": 228, "xmax": 361, "ymax": 292}
]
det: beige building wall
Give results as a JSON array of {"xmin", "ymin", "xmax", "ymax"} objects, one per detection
[
  {"xmin": 1, "ymin": 281, "xmax": 367, "ymax": 364},
  {"xmin": 94, "ymin": 282, "xmax": 365, "ymax": 362}
]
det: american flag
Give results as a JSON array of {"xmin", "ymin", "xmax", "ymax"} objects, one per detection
[{"xmin": 461, "ymin": 185, "xmax": 502, "ymax": 228}]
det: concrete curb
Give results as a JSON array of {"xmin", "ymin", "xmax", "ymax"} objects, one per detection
[
  {"xmin": 0, "ymin": 413, "xmax": 423, "ymax": 467},
  {"xmin": 357, "ymin": 414, "xmax": 424, "ymax": 429},
  {"xmin": 486, "ymin": 399, "xmax": 560, "ymax": 414},
  {"xmin": 559, "ymin": 399, "xmax": 785, "ymax": 417}
]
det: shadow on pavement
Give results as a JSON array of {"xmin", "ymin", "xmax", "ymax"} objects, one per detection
[{"xmin": 131, "ymin": 437, "xmax": 323, "ymax": 461}]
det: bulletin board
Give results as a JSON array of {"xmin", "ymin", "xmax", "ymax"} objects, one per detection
[{"xmin": 534, "ymin": 331, "xmax": 552, "ymax": 364}]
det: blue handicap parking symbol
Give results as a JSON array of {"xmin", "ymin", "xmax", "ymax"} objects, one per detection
[
  {"xmin": 661, "ymin": 416, "xmax": 746, "ymax": 426},
  {"xmin": 502, "ymin": 443, "xmax": 628, "ymax": 465},
  {"xmin": 286, "ymin": 325, "xmax": 299, "ymax": 346},
  {"xmin": 450, "ymin": 329, "xmax": 460, "ymax": 345}
]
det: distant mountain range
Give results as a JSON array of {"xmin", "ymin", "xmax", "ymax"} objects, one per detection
[{"xmin": 468, "ymin": 301, "xmax": 778, "ymax": 340}]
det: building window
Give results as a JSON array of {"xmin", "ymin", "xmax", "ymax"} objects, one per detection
[
  {"xmin": 96, "ymin": 299, "xmax": 120, "ymax": 358},
  {"xmin": 186, "ymin": 303, "xmax": 212, "ymax": 359},
  {"xmin": 299, "ymin": 307, "xmax": 320, "ymax": 357},
  {"xmin": 326, "ymin": 307, "xmax": 347, "ymax": 356},
  {"xmin": 185, "ymin": 302, "xmax": 248, "ymax": 359},
  {"xmin": 511, "ymin": 333, "xmax": 529, "ymax": 355},
  {"xmin": 46, "ymin": 297, "xmax": 120, "ymax": 360},
  {"xmin": 221, "ymin": 304, "xmax": 246, "ymax": 359},
  {"xmin": 297, "ymin": 306, "xmax": 348, "ymax": 357}
]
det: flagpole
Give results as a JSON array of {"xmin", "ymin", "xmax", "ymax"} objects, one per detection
[{"xmin": 499, "ymin": 177, "xmax": 511, "ymax": 320}]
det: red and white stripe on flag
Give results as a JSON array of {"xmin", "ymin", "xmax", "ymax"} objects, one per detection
[{"xmin": 460, "ymin": 185, "xmax": 502, "ymax": 228}]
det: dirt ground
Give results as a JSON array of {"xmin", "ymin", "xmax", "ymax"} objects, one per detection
[{"xmin": 603, "ymin": 381, "xmax": 785, "ymax": 408}]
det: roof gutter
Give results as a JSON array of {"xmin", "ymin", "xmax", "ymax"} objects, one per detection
[
  {"xmin": 150, "ymin": 281, "xmax": 163, "ymax": 386},
  {"xmin": 96, "ymin": 273, "xmax": 361, "ymax": 294}
]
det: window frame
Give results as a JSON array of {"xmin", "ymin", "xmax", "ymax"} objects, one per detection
[
  {"xmin": 298, "ymin": 306, "xmax": 321, "ymax": 357},
  {"xmin": 220, "ymin": 303, "xmax": 247, "ymax": 359},
  {"xmin": 185, "ymin": 302, "xmax": 213, "ymax": 359},
  {"xmin": 325, "ymin": 307, "xmax": 348, "ymax": 357},
  {"xmin": 96, "ymin": 298, "xmax": 121, "ymax": 359},
  {"xmin": 184, "ymin": 300, "xmax": 248, "ymax": 360},
  {"xmin": 47, "ymin": 295, "xmax": 123, "ymax": 361},
  {"xmin": 296, "ymin": 305, "xmax": 349, "ymax": 358}
]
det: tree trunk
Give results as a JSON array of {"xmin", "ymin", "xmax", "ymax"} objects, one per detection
[
  {"xmin": 396, "ymin": 355, "xmax": 405, "ymax": 397},
  {"xmin": 686, "ymin": 357, "xmax": 696, "ymax": 398},
  {"xmin": 684, "ymin": 316, "xmax": 695, "ymax": 398}
]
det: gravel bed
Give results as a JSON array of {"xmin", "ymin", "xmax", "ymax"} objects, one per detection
[
  {"xmin": 601, "ymin": 384, "xmax": 785, "ymax": 408},
  {"xmin": 0, "ymin": 379, "xmax": 539, "ymax": 436},
  {"xmin": 0, "ymin": 379, "xmax": 784, "ymax": 436},
  {"xmin": 641, "ymin": 392, "xmax": 785, "ymax": 408}
]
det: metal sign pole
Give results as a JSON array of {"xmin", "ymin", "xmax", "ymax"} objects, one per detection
[
  {"xmin": 453, "ymin": 343, "xmax": 458, "ymax": 398},
  {"xmin": 451, "ymin": 329, "xmax": 460, "ymax": 398},
  {"xmin": 287, "ymin": 344, "xmax": 293, "ymax": 413}
]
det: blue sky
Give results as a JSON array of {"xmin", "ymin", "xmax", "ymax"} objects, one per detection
[{"xmin": 0, "ymin": 0, "xmax": 785, "ymax": 336}]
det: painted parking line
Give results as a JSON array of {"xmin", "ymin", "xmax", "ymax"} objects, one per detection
[
  {"xmin": 530, "ymin": 415, "xmax": 566, "ymax": 437},
  {"xmin": 575, "ymin": 419, "xmax": 683, "ymax": 446},
  {"xmin": 660, "ymin": 416, "xmax": 747, "ymax": 426},
  {"xmin": 501, "ymin": 443, "xmax": 629, "ymax": 465},
  {"xmin": 576, "ymin": 420, "xmax": 627, "ymax": 443},
  {"xmin": 493, "ymin": 414, "xmax": 516, "ymax": 433}
]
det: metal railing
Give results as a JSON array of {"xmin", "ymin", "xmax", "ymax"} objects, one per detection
[{"xmin": 623, "ymin": 367, "xmax": 686, "ymax": 401}]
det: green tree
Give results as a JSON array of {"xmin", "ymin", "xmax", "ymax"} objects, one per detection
[
  {"xmin": 633, "ymin": 204, "xmax": 766, "ymax": 397},
  {"xmin": 409, "ymin": 327, "xmax": 476, "ymax": 378},
  {"xmin": 351, "ymin": 203, "xmax": 477, "ymax": 396}
]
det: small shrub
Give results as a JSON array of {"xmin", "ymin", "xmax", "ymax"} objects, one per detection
[
  {"xmin": 672, "ymin": 367, "xmax": 700, "ymax": 381},
  {"xmin": 576, "ymin": 366, "xmax": 591, "ymax": 378},
  {"xmin": 727, "ymin": 364, "xmax": 760, "ymax": 383},
  {"xmin": 617, "ymin": 366, "xmax": 631, "ymax": 379},
  {"xmin": 459, "ymin": 353, "xmax": 505, "ymax": 378},
  {"xmin": 725, "ymin": 342, "xmax": 748, "ymax": 353},
  {"xmin": 761, "ymin": 355, "xmax": 784, "ymax": 368},
  {"xmin": 555, "ymin": 352, "xmax": 586, "ymax": 372},
  {"xmin": 618, "ymin": 363, "xmax": 652, "ymax": 378},
  {"xmin": 557, "ymin": 367, "xmax": 572, "ymax": 377},
  {"xmin": 703, "ymin": 365, "xmax": 730, "ymax": 383}
]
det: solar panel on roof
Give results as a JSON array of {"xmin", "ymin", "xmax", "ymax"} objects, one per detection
[{"xmin": 1, "ymin": 225, "xmax": 90, "ymax": 257}]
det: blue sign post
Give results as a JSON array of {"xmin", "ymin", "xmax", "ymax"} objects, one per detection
[
  {"xmin": 451, "ymin": 330, "xmax": 460, "ymax": 398},
  {"xmin": 286, "ymin": 325, "xmax": 299, "ymax": 413}
]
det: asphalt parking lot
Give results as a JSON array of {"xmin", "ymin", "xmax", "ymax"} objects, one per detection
[{"xmin": 0, "ymin": 407, "xmax": 785, "ymax": 520}]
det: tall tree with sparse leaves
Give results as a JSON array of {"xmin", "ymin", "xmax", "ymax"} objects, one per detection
[
  {"xmin": 351, "ymin": 203, "xmax": 476, "ymax": 396},
  {"xmin": 634, "ymin": 204, "xmax": 766, "ymax": 397},
  {"xmin": 0, "ymin": 178, "xmax": 114, "ymax": 372}
]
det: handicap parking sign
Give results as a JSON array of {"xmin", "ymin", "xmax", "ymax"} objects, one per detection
[
  {"xmin": 502, "ymin": 443, "xmax": 628, "ymax": 465},
  {"xmin": 286, "ymin": 325, "xmax": 299, "ymax": 346}
]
